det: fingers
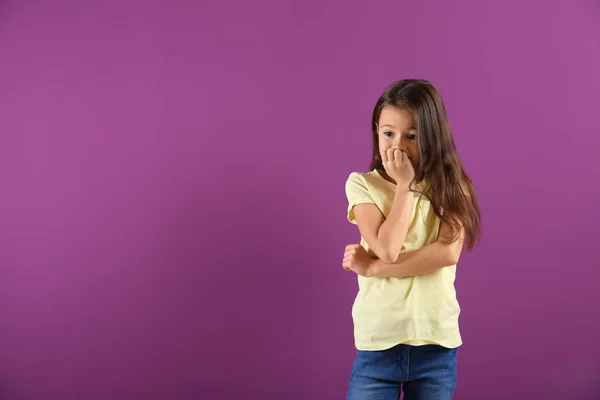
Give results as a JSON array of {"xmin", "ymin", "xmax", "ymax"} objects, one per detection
[
  {"xmin": 399, "ymin": 150, "xmax": 407, "ymax": 165},
  {"xmin": 342, "ymin": 252, "xmax": 350, "ymax": 270},
  {"xmin": 344, "ymin": 244, "xmax": 360, "ymax": 256},
  {"xmin": 383, "ymin": 148, "xmax": 409, "ymax": 172},
  {"xmin": 394, "ymin": 149, "xmax": 403, "ymax": 165},
  {"xmin": 386, "ymin": 147, "xmax": 395, "ymax": 165},
  {"xmin": 342, "ymin": 257, "xmax": 351, "ymax": 270},
  {"xmin": 343, "ymin": 244, "xmax": 361, "ymax": 270},
  {"xmin": 387, "ymin": 148, "xmax": 405, "ymax": 164}
]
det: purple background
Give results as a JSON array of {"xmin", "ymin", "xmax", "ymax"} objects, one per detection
[{"xmin": 1, "ymin": 0, "xmax": 599, "ymax": 399}]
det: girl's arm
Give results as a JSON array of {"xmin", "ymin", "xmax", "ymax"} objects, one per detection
[
  {"xmin": 353, "ymin": 185, "xmax": 413, "ymax": 263},
  {"xmin": 369, "ymin": 220, "xmax": 465, "ymax": 278}
]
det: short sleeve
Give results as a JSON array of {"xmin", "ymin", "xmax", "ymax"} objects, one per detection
[{"xmin": 345, "ymin": 172, "xmax": 376, "ymax": 224}]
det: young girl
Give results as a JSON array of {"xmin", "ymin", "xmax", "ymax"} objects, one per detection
[{"xmin": 342, "ymin": 79, "xmax": 481, "ymax": 400}]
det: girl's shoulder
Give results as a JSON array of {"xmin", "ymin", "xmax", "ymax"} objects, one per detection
[
  {"xmin": 346, "ymin": 169, "xmax": 388, "ymax": 184},
  {"xmin": 346, "ymin": 169, "xmax": 389, "ymax": 188},
  {"xmin": 346, "ymin": 169, "xmax": 395, "ymax": 200}
]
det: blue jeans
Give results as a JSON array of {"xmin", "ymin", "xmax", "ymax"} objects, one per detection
[{"xmin": 346, "ymin": 344, "xmax": 458, "ymax": 400}]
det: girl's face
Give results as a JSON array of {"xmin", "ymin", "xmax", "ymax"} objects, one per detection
[{"xmin": 377, "ymin": 105, "xmax": 420, "ymax": 169}]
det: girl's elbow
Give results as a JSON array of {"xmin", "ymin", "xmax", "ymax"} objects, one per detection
[
  {"xmin": 445, "ymin": 248, "xmax": 461, "ymax": 265},
  {"xmin": 437, "ymin": 238, "xmax": 461, "ymax": 266},
  {"xmin": 377, "ymin": 250, "xmax": 397, "ymax": 264},
  {"xmin": 372, "ymin": 241, "xmax": 402, "ymax": 264}
]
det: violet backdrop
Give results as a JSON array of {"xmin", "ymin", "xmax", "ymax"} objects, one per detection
[{"xmin": 1, "ymin": 0, "xmax": 599, "ymax": 399}]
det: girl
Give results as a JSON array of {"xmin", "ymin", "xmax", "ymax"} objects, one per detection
[{"xmin": 342, "ymin": 79, "xmax": 481, "ymax": 400}]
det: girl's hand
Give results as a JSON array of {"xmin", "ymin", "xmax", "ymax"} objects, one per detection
[
  {"xmin": 382, "ymin": 148, "xmax": 415, "ymax": 188},
  {"xmin": 342, "ymin": 244, "xmax": 374, "ymax": 277}
]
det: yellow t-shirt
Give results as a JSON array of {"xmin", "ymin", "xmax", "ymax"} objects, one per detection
[{"xmin": 345, "ymin": 169, "xmax": 462, "ymax": 351}]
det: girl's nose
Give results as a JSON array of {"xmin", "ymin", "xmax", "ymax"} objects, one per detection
[{"xmin": 393, "ymin": 141, "xmax": 405, "ymax": 151}]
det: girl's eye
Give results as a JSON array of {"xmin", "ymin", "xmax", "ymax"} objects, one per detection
[
  {"xmin": 383, "ymin": 131, "xmax": 393, "ymax": 137},
  {"xmin": 407, "ymin": 133, "xmax": 417, "ymax": 140}
]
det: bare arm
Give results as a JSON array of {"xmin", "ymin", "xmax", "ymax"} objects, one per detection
[
  {"xmin": 368, "ymin": 220, "xmax": 465, "ymax": 278},
  {"xmin": 353, "ymin": 186, "xmax": 413, "ymax": 263}
]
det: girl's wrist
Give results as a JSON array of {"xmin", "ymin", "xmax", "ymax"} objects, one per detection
[
  {"xmin": 394, "ymin": 182, "xmax": 412, "ymax": 194},
  {"xmin": 367, "ymin": 258, "xmax": 381, "ymax": 278}
]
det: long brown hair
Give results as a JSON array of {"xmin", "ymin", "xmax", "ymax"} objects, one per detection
[{"xmin": 369, "ymin": 79, "xmax": 481, "ymax": 251}]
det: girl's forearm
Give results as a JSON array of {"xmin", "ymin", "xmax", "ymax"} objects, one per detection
[
  {"xmin": 369, "ymin": 240, "xmax": 458, "ymax": 278},
  {"xmin": 374, "ymin": 187, "xmax": 413, "ymax": 263}
]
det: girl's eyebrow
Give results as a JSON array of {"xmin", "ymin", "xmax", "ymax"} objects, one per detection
[{"xmin": 380, "ymin": 124, "xmax": 417, "ymax": 131}]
